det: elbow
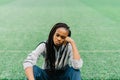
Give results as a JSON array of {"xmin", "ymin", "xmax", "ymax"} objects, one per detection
[{"xmin": 72, "ymin": 58, "xmax": 83, "ymax": 69}]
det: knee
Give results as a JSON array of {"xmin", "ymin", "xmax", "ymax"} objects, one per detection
[
  {"xmin": 71, "ymin": 67, "xmax": 81, "ymax": 75},
  {"xmin": 69, "ymin": 67, "xmax": 82, "ymax": 80},
  {"xmin": 33, "ymin": 65, "xmax": 40, "ymax": 72},
  {"xmin": 33, "ymin": 65, "xmax": 42, "ymax": 77}
]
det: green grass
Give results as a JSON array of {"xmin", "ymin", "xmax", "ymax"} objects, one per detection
[
  {"xmin": 80, "ymin": 0, "xmax": 120, "ymax": 22},
  {"xmin": 0, "ymin": 0, "xmax": 120, "ymax": 79},
  {"xmin": 81, "ymin": 52, "xmax": 120, "ymax": 79}
]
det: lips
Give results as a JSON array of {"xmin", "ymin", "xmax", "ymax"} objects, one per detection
[
  {"xmin": 56, "ymin": 42, "xmax": 60, "ymax": 45},
  {"xmin": 55, "ymin": 42, "xmax": 61, "ymax": 45}
]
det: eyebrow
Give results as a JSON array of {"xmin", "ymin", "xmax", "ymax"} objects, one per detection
[{"xmin": 56, "ymin": 33, "xmax": 66, "ymax": 38}]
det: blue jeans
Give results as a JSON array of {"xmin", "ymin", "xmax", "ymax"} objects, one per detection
[{"xmin": 32, "ymin": 65, "xmax": 82, "ymax": 80}]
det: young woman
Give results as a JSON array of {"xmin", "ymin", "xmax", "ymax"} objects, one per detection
[{"xmin": 23, "ymin": 23, "xmax": 83, "ymax": 80}]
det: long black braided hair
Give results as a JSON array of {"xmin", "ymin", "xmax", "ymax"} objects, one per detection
[{"xmin": 45, "ymin": 23, "xmax": 71, "ymax": 70}]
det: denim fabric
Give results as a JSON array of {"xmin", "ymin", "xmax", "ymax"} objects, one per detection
[{"xmin": 33, "ymin": 65, "xmax": 81, "ymax": 80}]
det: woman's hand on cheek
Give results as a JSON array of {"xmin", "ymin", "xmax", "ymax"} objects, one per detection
[{"xmin": 65, "ymin": 37, "xmax": 74, "ymax": 43}]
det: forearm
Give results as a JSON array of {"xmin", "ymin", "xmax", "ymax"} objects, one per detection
[
  {"xmin": 25, "ymin": 67, "xmax": 34, "ymax": 80},
  {"xmin": 70, "ymin": 40, "xmax": 80, "ymax": 60}
]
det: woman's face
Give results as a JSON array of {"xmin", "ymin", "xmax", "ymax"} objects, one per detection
[{"xmin": 53, "ymin": 27, "xmax": 69, "ymax": 46}]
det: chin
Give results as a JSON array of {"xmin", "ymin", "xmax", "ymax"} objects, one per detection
[{"xmin": 54, "ymin": 43, "xmax": 62, "ymax": 46}]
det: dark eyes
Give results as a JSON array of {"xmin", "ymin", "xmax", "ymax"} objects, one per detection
[
  {"xmin": 56, "ymin": 34, "xmax": 66, "ymax": 39},
  {"xmin": 56, "ymin": 34, "xmax": 60, "ymax": 37}
]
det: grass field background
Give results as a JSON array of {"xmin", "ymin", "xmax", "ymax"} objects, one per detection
[{"xmin": 0, "ymin": 0, "xmax": 120, "ymax": 79}]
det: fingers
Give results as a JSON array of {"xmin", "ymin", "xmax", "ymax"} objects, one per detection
[{"xmin": 65, "ymin": 37, "xmax": 74, "ymax": 43}]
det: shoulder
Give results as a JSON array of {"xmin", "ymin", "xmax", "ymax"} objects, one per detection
[
  {"xmin": 37, "ymin": 41, "xmax": 46, "ymax": 46},
  {"xmin": 66, "ymin": 43, "xmax": 72, "ymax": 51},
  {"xmin": 67, "ymin": 43, "xmax": 72, "ymax": 48},
  {"xmin": 36, "ymin": 41, "xmax": 46, "ymax": 50}
]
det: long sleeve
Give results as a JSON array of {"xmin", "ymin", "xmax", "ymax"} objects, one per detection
[
  {"xmin": 68, "ymin": 44, "xmax": 83, "ymax": 69},
  {"xmin": 23, "ymin": 43, "xmax": 46, "ymax": 69}
]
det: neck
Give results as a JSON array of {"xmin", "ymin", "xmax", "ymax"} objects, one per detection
[{"xmin": 54, "ymin": 45, "xmax": 60, "ymax": 51}]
